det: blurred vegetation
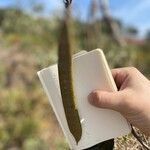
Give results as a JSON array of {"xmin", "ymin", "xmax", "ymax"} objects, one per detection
[{"xmin": 0, "ymin": 1, "xmax": 149, "ymax": 149}]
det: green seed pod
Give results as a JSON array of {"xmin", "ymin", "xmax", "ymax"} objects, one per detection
[{"xmin": 58, "ymin": 9, "xmax": 82, "ymax": 144}]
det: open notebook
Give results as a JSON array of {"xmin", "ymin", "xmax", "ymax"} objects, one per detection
[{"xmin": 37, "ymin": 49, "xmax": 131, "ymax": 150}]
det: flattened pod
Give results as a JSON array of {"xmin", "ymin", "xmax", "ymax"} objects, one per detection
[{"xmin": 58, "ymin": 12, "xmax": 82, "ymax": 143}]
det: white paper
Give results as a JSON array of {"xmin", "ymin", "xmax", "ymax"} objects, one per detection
[{"xmin": 38, "ymin": 49, "xmax": 131, "ymax": 150}]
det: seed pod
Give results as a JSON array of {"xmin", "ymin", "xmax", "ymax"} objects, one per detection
[{"xmin": 58, "ymin": 8, "xmax": 82, "ymax": 144}]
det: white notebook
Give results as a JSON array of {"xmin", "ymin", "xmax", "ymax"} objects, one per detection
[{"xmin": 37, "ymin": 49, "xmax": 131, "ymax": 150}]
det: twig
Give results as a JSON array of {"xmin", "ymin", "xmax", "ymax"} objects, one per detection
[{"xmin": 63, "ymin": 0, "xmax": 72, "ymax": 8}]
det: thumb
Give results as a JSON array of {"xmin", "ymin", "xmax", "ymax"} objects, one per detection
[{"xmin": 88, "ymin": 90, "xmax": 124, "ymax": 112}]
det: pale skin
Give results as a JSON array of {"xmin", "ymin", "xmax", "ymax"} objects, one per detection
[{"xmin": 88, "ymin": 67, "xmax": 150, "ymax": 136}]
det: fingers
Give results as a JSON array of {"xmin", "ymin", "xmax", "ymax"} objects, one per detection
[
  {"xmin": 111, "ymin": 67, "xmax": 136, "ymax": 90},
  {"xmin": 112, "ymin": 67, "xmax": 138, "ymax": 78},
  {"xmin": 88, "ymin": 90, "xmax": 125, "ymax": 112},
  {"xmin": 112, "ymin": 68, "xmax": 127, "ymax": 90},
  {"xmin": 88, "ymin": 67, "xmax": 138, "ymax": 112}
]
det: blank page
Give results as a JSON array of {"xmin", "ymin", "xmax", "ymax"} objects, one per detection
[{"xmin": 38, "ymin": 49, "xmax": 131, "ymax": 150}]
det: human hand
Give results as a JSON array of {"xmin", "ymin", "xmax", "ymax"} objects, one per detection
[{"xmin": 88, "ymin": 67, "xmax": 150, "ymax": 136}]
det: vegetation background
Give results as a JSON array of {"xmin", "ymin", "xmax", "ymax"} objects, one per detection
[{"xmin": 0, "ymin": 0, "xmax": 149, "ymax": 149}]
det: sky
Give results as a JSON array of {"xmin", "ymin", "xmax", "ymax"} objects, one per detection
[{"xmin": 0, "ymin": 0, "xmax": 150, "ymax": 37}]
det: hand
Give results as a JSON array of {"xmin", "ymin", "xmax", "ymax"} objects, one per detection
[{"xmin": 88, "ymin": 67, "xmax": 150, "ymax": 136}]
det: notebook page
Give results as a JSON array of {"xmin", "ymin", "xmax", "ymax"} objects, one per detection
[
  {"xmin": 38, "ymin": 66, "xmax": 78, "ymax": 149},
  {"xmin": 38, "ymin": 49, "xmax": 131, "ymax": 150},
  {"xmin": 73, "ymin": 49, "xmax": 131, "ymax": 149}
]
